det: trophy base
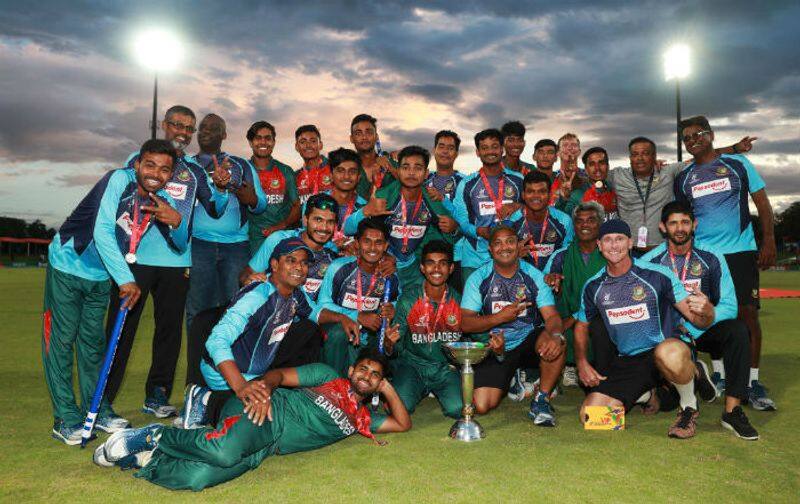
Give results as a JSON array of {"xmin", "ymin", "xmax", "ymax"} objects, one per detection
[{"xmin": 449, "ymin": 418, "xmax": 485, "ymax": 442}]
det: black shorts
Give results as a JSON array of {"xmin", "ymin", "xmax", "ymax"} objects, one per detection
[
  {"xmin": 591, "ymin": 350, "xmax": 660, "ymax": 412},
  {"xmin": 473, "ymin": 328, "xmax": 544, "ymax": 391},
  {"xmin": 724, "ymin": 251, "xmax": 760, "ymax": 308}
]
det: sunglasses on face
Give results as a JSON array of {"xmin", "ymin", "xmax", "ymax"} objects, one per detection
[
  {"xmin": 682, "ymin": 130, "xmax": 711, "ymax": 143},
  {"xmin": 165, "ymin": 120, "xmax": 196, "ymax": 133}
]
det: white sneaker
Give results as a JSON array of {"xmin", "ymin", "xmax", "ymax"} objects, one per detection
[{"xmin": 562, "ymin": 366, "xmax": 579, "ymax": 388}]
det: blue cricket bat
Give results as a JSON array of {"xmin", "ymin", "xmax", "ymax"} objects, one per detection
[{"xmin": 372, "ymin": 278, "xmax": 393, "ymax": 408}]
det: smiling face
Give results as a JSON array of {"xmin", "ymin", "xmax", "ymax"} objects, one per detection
[
  {"xmin": 558, "ymin": 137, "xmax": 581, "ymax": 169},
  {"xmin": 420, "ymin": 252, "xmax": 453, "ymax": 288},
  {"xmin": 489, "ymin": 228, "xmax": 520, "ymax": 267},
  {"xmin": 433, "ymin": 135, "xmax": 458, "ymax": 168},
  {"xmin": 350, "ymin": 120, "xmax": 378, "ymax": 154},
  {"xmin": 398, "ymin": 154, "xmax": 428, "ymax": 189},
  {"xmin": 476, "ymin": 136, "xmax": 503, "ymax": 166},
  {"xmin": 348, "ymin": 359, "xmax": 384, "ymax": 396},
  {"xmin": 295, "ymin": 131, "xmax": 323, "ymax": 162},
  {"xmin": 629, "ymin": 141, "xmax": 656, "ymax": 178},
  {"xmin": 585, "ymin": 152, "xmax": 609, "ymax": 182},
  {"xmin": 598, "ymin": 233, "xmax": 632, "ymax": 265},
  {"xmin": 197, "ymin": 115, "xmax": 226, "ymax": 153},
  {"xmin": 303, "ymin": 207, "xmax": 336, "ymax": 246},
  {"xmin": 574, "ymin": 210, "xmax": 601, "ymax": 244},
  {"xmin": 661, "ymin": 212, "xmax": 696, "ymax": 247},
  {"xmin": 357, "ymin": 228, "xmax": 389, "ymax": 265},
  {"xmin": 504, "ymin": 134, "xmax": 526, "ymax": 159},
  {"xmin": 331, "ymin": 160, "xmax": 360, "ymax": 192},
  {"xmin": 161, "ymin": 112, "xmax": 196, "ymax": 153},
  {"xmin": 523, "ymin": 181, "xmax": 550, "ymax": 212},
  {"xmin": 270, "ymin": 249, "xmax": 310, "ymax": 289},
  {"xmin": 682, "ymin": 124, "xmax": 715, "ymax": 158},
  {"xmin": 249, "ymin": 127, "xmax": 276, "ymax": 159},
  {"xmin": 135, "ymin": 152, "xmax": 174, "ymax": 193}
]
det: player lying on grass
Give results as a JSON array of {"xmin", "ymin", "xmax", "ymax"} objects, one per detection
[
  {"xmin": 574, "ymin": 219, "xmax": 718, "ymax": 438},
  {"xmin": 383, "ymin": 240, "xmax": 464, "ymax": 418},
  {"xmin": 93, "ymin": 349, "xmax": 411, "ymax": 491}
]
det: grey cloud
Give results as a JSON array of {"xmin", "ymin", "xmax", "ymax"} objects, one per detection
[
  {"xmin": 404, "ymin": 84, "xmax": 462, "ymax": 104},
  {"xmin": 382, "ymin": 128, "xmax": 439, "ymax": 149}
]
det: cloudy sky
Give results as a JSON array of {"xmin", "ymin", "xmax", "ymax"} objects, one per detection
[{"xmin": 1, "ymin": 0, "xmax": 798, "ymax": 226}]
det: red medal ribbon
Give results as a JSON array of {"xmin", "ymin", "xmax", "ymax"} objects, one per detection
[
  {"xmin": 128, "ymin": 197, "xmax": 152, "ymax": 257},
  {"xmin": 334, "ymin": 196, "xmax": 356, "ymax": 242},
  {"xmin": 525, "ymin": 208, "xmax": 549, "ymax": 267},
  {"xmin": 356, "ymin": 266, "xmax": 378, "ymax": 312},
  {"xmin": 422, "ymin": 287, "xmax": 449, "ymax": 344},
  {"xmin": 479, "ymin": 169, "xmax": 505, "ymax": 221},
  {"xmin": 400, "ymin": 194, "xmax": 424, "ymax": 253},
  {"xmin": 668, "ymin": 249, "xmax": 692, "ymax": 287}
]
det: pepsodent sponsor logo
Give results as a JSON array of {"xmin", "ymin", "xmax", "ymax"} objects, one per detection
[
  {"xmin": 477, "ymin": 199, "xmax": 514, "ymax": 216},
  {"xmin": 683, "ymin": 279, "xmax": 701, "ymax": 292},
  {"xmin": 691, "ymin": 178, "xmax": 731, "ymax": 199},
  {"xmin": 533, "ymin": 243, "xmax": 555, "ymax": 257},
  {"xmin": 605, "ymin": 303, "xmax": 650, "ymax": 325},
  {"xmin": 491, "ymin": 300, "xmax": 527, "ymax": 318},
  {"xmin": 116, "ymin": 212, "xmax": 133, "ymax": 235},
  {"xmin": 304, "ymin": 278, "xmax": 322, "ymax": 294},
  {"xmin": 267, "ymin": 322, "xmax": 291, "ymax": 344},
  {"xmin": 390, "ymin": 224, "xmax": 426, "ymax": 239},
  {"xmin": 165, "ymin": 182, "xmax": 188, "ymax": 200},
  {"xmin": 342, "ymin": 292, "xmax": 379, "ymax": 311}
]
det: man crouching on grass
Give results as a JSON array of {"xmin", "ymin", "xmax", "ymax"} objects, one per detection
[{"xmin": 93, "ymin": 348, "xmax": 411, "ymax": 491}]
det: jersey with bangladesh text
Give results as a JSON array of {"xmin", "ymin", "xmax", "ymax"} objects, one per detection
[
  {"xmin": 508, "ymin": 206, "xmax": 574, "ymax": 270},
  {"xmin": 393, "ymin": 282, "xmax": 462, "ymax": 366},
  {"xmin": 202, "ymin": 280, "xmax": 320, "ymax": 390},
  {"xmin": 296, "ymin": 156, "xmax": 334, "ymax": 204},
  {"xmin": 460, "ymin": 260, "xmax": 555, "ymax": 350},
  {"xmin": 674, "ymin": 154, "xmax": 765, "ymax": 254},
  {"xmin": 248, "ymin": 157, "xmax": 299, "ymax": 251},
  {"xmin": 577, "ymin": 260, "xmax": 688, "ymax": 356}
]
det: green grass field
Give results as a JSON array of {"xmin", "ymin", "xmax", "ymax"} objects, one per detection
[{"xmin": 2, "ymin": 269, "xmax": 799, "ymax": 502}]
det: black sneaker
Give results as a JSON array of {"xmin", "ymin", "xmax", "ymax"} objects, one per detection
[
  {"xmin": 721, "ymin": 406, "xmax": 759, "ymax": 441},
  {"xmin": 694, "ymin": 360, "xmax": 716, "ymax": 403}
]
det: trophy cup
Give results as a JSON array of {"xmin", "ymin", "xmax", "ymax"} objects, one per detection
[{"xmin": 443, "ymin": 341, "xmax": 491, "ymax": 442}]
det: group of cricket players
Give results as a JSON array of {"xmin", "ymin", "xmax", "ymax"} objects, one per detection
[{"xmin": 41, "ymin": 104, "xmax": 777, "ymax": 490}]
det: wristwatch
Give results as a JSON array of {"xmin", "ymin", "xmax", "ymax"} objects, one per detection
[{"xmin": 552, "ymin": 332, "xmax": 566, "ymax": 344}]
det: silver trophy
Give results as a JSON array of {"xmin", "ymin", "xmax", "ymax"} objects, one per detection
[{"xmin": 443, "ymin": 342, "xmax": 492, "ymax": 442}]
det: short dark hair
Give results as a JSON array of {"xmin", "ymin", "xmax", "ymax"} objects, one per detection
[
  {"xmin": 295, "ymin": 124, "xmax": 321, "ymax": 140},
  {"xmin": 351, "ymin": 113, "xmax": 377, "ymax": 130},
  {"xmin": 534, "ymin": 139, "xmax": 557, "ymax": 151},
  {"xmin": 421, "ymin": 240, "xmax": 453, "ymax": 263},
  {"xmin": 501, "ymin": 120, "xmax": 526, "ymax": 138},
  {"xmin": 434, "ymin": 130, "xmax": 461, "ymax": 151},
  {"xmin": 164, "ymin": 105, "xmax": 195, "ymax": 121},
  {"xmin": 523, "ymin": 170, "xmax": 552, "ymax": 192},
  {"xmin": 398, "ymin": 145, "xmax": 430, "ymax": 168},
  {"xmin": 582, "ymin": 146, "xmax": 609, "ymax": 166},
  {"xmin": 660, "ymin": 200, "xmax": 695, "ymax": 223},
  {"xmin": 353, "ymin": 347, "xmax": 390, "ymax": 378},
  {"xmin": 679, "ymin": 115, "xmax": 712, "ymax": 134},
  {"xmin": 247, "ymin": 121, "xmax": 276, "ymax": 141},
  {"xmin": 628, "ymin": 136, "xmax": 656, "ymax": 153},
  {"xmin": 356, "ymin": 217, "xmax": 390, "ymax": 241},
  {"xmin": 474, "ymin": 128, "xmax": 504, "ymax": 148},
  {"xmin": 305, "ymin": 193, "xmax": 339, "ymax": 217},
  {"xmin": 328, "ymin": 147, "xmax": 362, "ymax": 170},
  {"xmin": 139, "ymin": 139, "xmax": 177, "ymax": 167}
]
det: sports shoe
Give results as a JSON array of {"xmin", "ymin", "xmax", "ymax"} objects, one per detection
[
  {"xmin": 694, "ymin": 360, "xmax": 716, "ymax": 403},
  {"xmin": 561, "ymin": 366, "xmax": 579, "ymax": 387},
  {"xmin": 667, "ymin": 407, "xmax": 698, "ymax": 439},
  {"xmin": 531, "ymin": 378, "xmax": 559, "ymax": 400},
  {"xmin": 51, "ymin": 420, "xmax": 83, "ymax": 445},
  {"xmin": 721, "ymin": 406, "xmax": 759, "ymax": 440},
  {"xmin": 102, "ymin": 424, "xmax": 162, "ymax": 463},
  {"xmin": 93, "ymin": 444, "xmax": 114, "ymax": 467},
  {"xmin": 508, "ymin": 369, "xmax": 533, "ymax": 402},
  {"xmin": 182, "ymin": 384, "xmax": 210, "ymax": 429},
  {"xmin": 747, "ymin": 380, "xmax": 776, "ymax": 411},
  {"xmin": 95, "ymin": 412, "xmax": 131, "ymax": 433},
  {"xmin": 528, "ymin": 391, "xmax": 556, "ymax": 427},
  {"xmin": 142, "ymin": 386, "xmax": 178, "ymax": 418},
  {"xmin": 710, "ymin": 372, "xmax": 726, "ymax": 398}
]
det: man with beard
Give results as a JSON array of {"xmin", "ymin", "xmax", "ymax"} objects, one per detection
[
  {"xmin": 107, "ymin": 105, "xmax": 228, "ymax": 419},
  {"xmin": 575, "ymin": 220, "xmax": 716, "ymax": 438},
  {"xmin": 186, "ymin": 113, "xmax": 266, "ymax": 334},
  {"xmin": 245, "ymin": 121, "xmax": 301, "ymax": 253},
  {"xmin": 351, "ymin": 114, "xmax": 399, "ymax": 199},
  {"xmin": 501, "ymin": 121, "xmax": 536, "ymax": 176},
  {"xmin": 94, "ymin": 348, "xmax": 411, "ymax": 491},
  {"xmin": 581, "ymin": 147, "xmax": 618, "ymax": 220},
  {"xmin": 345, "ymin": 145, "xmax": 459, "ymax": 289},
  {"xmin": 44, "ymin": 139, "xmax": 183, "ymax": 443},
  {"xmin": 532, "ymin": 139, "xmax": 558, "ymax": 181},
  {"xmin": 508, "ymin": 171, "xmax": 574, "ymax": 271},
  {"xmin": 641, "ymin": 201, "xmax": 758, "ymax": 439},
  {"xmin": 549, "ymin": 133, "xmax": 588, "ymax": 215},
  {"xmin": 318, "ymin": 218, "xmax": 400, "ymax": 376},
  {"xmin": 383, "ymin": 241, "xmax": 464, "ymax": 419},
  {"xmin": 294, "ymin": 124, "xmax": 333, "ymax": 204},
  {"xmin": 453, "ymin": 129, "xmax": 524, "ymax": 287},
  {"xmin": 675, "ymin": 115, "xmax": 776, "ymax": 411},
  {"xmin": 543, "ymin": 201, "xmax": 607, "ymax": 388},
  {"xmin": 461, "ymin": 226, "xmax": 565, "ymax": 425}
]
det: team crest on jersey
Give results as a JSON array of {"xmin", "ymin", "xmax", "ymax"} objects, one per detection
[
  {"xmin": 602, "ymin": 292, "xmax": 613, "ymax": 305},
  {"xmin": 270, "ymin": 178, "xmax": 280, "ymax": 188},
  {"xmin": 374, "ymin": 281, "xmax": 384, "ymax": 295},
  {"xmin": 492, "ymin": 286, "xmax": 499, "ymax": 294},
  {"xmin": 546, "ymin": 228, "xmax": 558, "ymax": 242},
  {"xmin": 177, "ymin": 170, "xmax": 190, "ymax": 182},
  {"xmin": 418, "ymin": 209, "xmax": 430, "ymax": 223},
  {"xmin": 689, "ymin": 173, "xmax": 699, "ymax": 183},
  {"xmin": 631, "ymin": 285, "xmax": 646, "ymax": 301},
  {"xmin": 751, "ymin": 288, "xmax": 759, "ymax": 299},
  {"xmin": 515, "ymin": 284, "xmax": 527, "ymax": 301},
  {"xmin": 715, "ymin": 166, "xmax": 728, "ymax": 176},
  {"xmin": 446, "ymin": 313, "xmax": 458, "ymax": 326},
  {"xmin": 690, "ymin": 260, "xmax": 703, "ymax": 276},
  {"xmin": 318, "ymin": 262, "xmax": 329, "ymax": 277},
  {"xmin": 504, "ymin": 185, "xmax": 515, "ymax": 198},
  {"xmin": 445, "ymin": 180, "xmax": 455, "ymax": 192},
  {"xmin": 322, "ymin": 175, "xmax": 332, "ymax": 185}
]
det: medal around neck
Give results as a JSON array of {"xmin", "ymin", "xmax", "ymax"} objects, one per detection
[
  {"xmin": 442, "ymin": 341, "xmax": 491, "ymax": 442},
  {"xmin": 125, "ymin": 253, "xmax": 137, "ymax": 264}
]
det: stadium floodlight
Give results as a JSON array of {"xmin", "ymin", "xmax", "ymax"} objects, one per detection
[
  {"xmin": 133, "ymin": 28, "xmax": 184, "ymax": 139},
  {"xmin": 663, "ymin": 44, "xmax": 691, "ymax": 161}
]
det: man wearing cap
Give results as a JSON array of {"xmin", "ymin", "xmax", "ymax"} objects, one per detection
[
  {"xmin": 575, "ymin": 219, "xmax": 717, "ymax": 438},
  {"xmin": 460, "ymin": 225, "xmax": 565, "ymax": 426},
  {"xmin": 177, "ymin": 236, "xmax": 361, "ymax": 429}
]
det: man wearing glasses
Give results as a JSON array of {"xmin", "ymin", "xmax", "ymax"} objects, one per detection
[{"xmin": 675, "ymin": 115, "xmax": 777, "ymax": 412}]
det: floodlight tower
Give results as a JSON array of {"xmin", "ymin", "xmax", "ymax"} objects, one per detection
[
  {"xmin": 663, "ymin": 44, "xmax": 691, "ymax": 162},
  {"xmin": 133, "ymin": 29, "xmax": 184, "ymax": 139}
]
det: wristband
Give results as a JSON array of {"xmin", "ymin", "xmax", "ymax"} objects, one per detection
[{"xmin": 552, "ymin": 332, "xmax": 566, "ymax": 344}]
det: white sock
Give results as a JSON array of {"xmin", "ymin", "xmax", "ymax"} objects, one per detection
[
  {"xmin": 750, "ymin": 368, "xmax": 759, "ymax": 383},
  {"xmin": 673, "ymin": 381, "xmax": 697, "ymax": 410},
  {"xmin": 635, "ymin": 391, "xmax": 651, "ymax": 404},
  {"xmin": 711, "ymin": 359, "xmax": 725, "ymax": 378}
]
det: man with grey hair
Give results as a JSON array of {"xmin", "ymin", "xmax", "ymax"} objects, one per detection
[{"xmin": 543, "ymin": 201, "xmax": 607, "ymax": 386}]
